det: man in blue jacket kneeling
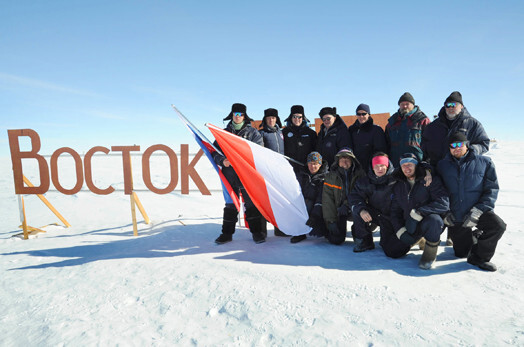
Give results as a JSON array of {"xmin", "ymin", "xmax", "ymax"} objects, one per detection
[{"xmin": 438, "ymin": 132, "xmax": 506, "ymax": 271}]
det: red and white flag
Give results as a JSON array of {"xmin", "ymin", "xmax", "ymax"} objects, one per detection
[{"xmin": 207, "ymin": 123, "xmax": 311, "ymax": 236}]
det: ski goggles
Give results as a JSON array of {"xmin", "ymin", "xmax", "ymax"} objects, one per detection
[
  {"xmin": 445, "ymin": 102, "xmax": 457, "ymax": 108},
  {"xmin": 450, "ymin": 141, "xmax": 467, "ymax": 149},
  {"xmin": 233, "ymin": 112, "xmax": 244, "ymax": 117}
]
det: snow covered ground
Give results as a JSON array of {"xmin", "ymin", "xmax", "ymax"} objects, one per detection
[{"xmin": 1, "ymin": 141, "xmax": 523, "ymax": 346}]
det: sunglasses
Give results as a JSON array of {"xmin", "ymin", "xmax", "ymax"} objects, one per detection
[
  {"xmin": 322, "ymin": 116, "xmax": 334, "ymax": 121},
  {"xmin": 356, "ymin": 112, "xmax": 368, "ymax": 116},
  {"xmin": 445, "ymin": 102, "xmax": 457, "ymax": 108},
  {"xmin": 450, "ymin": 142, "xmax": 466, "ymax": 149},
  {"xmin": 233, "ymin": 112, "xmax": 244, "ymax": 117},
  {"xmin": 292, "ymin": 115, "xmax": 303, "ymax": 119}
]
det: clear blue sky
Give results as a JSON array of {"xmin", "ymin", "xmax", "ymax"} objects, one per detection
[{"xmin": 1, "ymin": 0, "xmax": 523, "ymax": 156}]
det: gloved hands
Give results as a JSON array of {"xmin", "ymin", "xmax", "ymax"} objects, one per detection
[
  {"xmin": 443, "ymin": 212, "xmax": 456, "ymax": 227},
  {"xmin": 327, "ymin": 222, "xmax": 339, "ymax": 236},
  {"xmin": 405, "ymin": 209, "xmax": 423, "ymax": 236},
  {"xmin": 305, "ymin": 216, "xmax": 316, "ymax": 228},
  {"xmin": 462, "ymin": 207, "xmax": 483, "ymax": 229},
  {"xmin": 337, "ymin": 205, "xmax": 349, "ymax": 217},
  {"xmin": 396, "ymin": 227, "xmax": 417, "ymax": 245}
]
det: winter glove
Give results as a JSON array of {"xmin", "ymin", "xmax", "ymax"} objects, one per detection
[
  {"xmin": 462, "ymin": 207, "xmax": 483, "ymax": 229},
  {"xmin": 337, "ymin": 205, "xmax": 349, "ymax": 217},
  {"xmin": 443, "ymin": 212, "xmax": 456, "ymax": 227},
  {"xmin": 396, "ymin": 227, "xmax": 417, "ymax": 245},
  {"xmin": 305, "ymin": 216, "xmax": 317, "ymax": 228},
  {"xmin": 409, "ymin": 209, "xmax": 424, "ymax": 222},
  {"xmin": 327, "ymin": 222, "xmax": 339, "ymax": 236}
]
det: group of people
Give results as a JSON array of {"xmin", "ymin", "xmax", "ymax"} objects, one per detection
[{"xmin": 211, "ymin": 91, "xmax": 506, "ymax": 271}]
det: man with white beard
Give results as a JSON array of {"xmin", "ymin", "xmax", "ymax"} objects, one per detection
[{"xmin": 421, "ymin": 91, "xmax": 490, "ymax": 169}]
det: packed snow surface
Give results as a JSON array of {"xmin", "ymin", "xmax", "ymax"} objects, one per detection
[{"xmin": 1, "ymin": 141, "xmax": 523, "ymax": 346}]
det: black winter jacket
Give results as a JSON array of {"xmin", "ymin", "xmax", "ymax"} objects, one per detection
[
  {"xmin": 282, "ymin": 122, "xmax": 317, "ymax": 165},
  {"xmin": 349, "ymin": 160, "xmax": 396, "ymax": 217},
  {"xmin": 297, "ymin": 162, "xmax": 328, "ymax": 220},
  {"xmin": 422, "ymin": 107, "xmax": 490, "ymax": 168},
  {"xmin": 316, "ymin": 115, "xmax": 351, "ymax": 167},
  {"xmin": 348, "ymin": 117, "xmax": 388, "ymax": 169},
  {"xmin": 390, "ymin": 165, "xmax": 449, "ymax": 232}
]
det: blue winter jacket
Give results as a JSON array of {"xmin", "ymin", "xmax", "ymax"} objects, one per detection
[
  {"xmin": 390, "ymin": 165, "xmax": 450, "ymax": 232},
  {"xmin": 437, "ymin": 150, "xmax": 498, "ymax": 223},
  {"xmin": 259, "ymin": 123, "xmax": 284, "ymax": 154},
  {"xmin": 422, "ymin": 107, "xmax": 490, "ymax": 168}
]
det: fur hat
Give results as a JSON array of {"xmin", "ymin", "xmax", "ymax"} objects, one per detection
[
  {"xmin": 223, "ymin": 103, "xmax": 253, "ymax": 121},
  {"xmin": 285, "ymin": 105, "xmax": 310, "ymax": 124},
  {"xmin": 319, "ymin": 107, "xmax": 337, "ymax": 118},
  {"xmin": 398, "ymin": 92, "xmax": 415, "ymax": 105},
  {"xmin": 260, "ymin": 108, "xmax": 282, "ymax": 128}
]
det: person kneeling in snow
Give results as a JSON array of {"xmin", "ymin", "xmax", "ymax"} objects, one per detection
[
  {"xmin": 390, "ymin": 153, "xmax": 449, "ymax": 269},
  {"xmin": 291, "ymin": 152, "xmax": 328, "ymax": 244},
  {"xmin": 349, "ymin": 152, "xmax": 396, "ymax": 253},
  {"xmin": 437, "ymin": 132, "xmax": 506, "ymax": 271},
  {"xmin": 213, "ymin": 103, "xmax": 267, "ymax": 244},
  {"xmin": 322, "ymin": 148, "xmax": 364, "ymax": 245}
]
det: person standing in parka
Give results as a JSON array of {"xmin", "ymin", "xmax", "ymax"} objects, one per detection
[
  {"xmin": 349, "ymin": 152, "xmax": 396, "ymax": 253},
  {"xmin": 437, "ymin": 132, "xmax": 506, "ymax": 271},
  {"xmin": 316, "ymin": 107, "xmax": 352, "ymax": 168},
  {"xmin": 322, "ymin": 148, "xmax": 364, "ymax": 245},
  {"xmin": 390, "ymin": 153, "xmax": 449, "ymax": 269},
  {"xmin": 421, "ymin": 91, "xmax": 490, "ymax": 169},
  {"xmin": 212, "ymin": 103, "xmax": 267, "ymax": 244},
  {"xmin": 291, "ymin": 151, "xmax": 329, "ymax": 244},
  {"xmin": 282, "ymin": 105, "xmax": 317, "ymax": 172},
  {"xmin": 348, "ymin": 103, "xmax": 388, "ymax": 169},
  {"xmin": 259, "ymin": 108, "xmax": 287, "ymax": 237},
  {"xmin": 386, "ymin": 92, "xmax": 430, "ymax": 167}
]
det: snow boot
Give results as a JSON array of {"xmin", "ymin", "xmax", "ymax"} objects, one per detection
[
  {"xmin": 416, "ymin": 237, "xmax": 426, "ymax": 251},
  {"xmin": 215, "ymin": 207, "xmax": 237, "ymax": 244},
  {"xmin": 446, "ymin": 228, "xmax": 453, "ymax": 246},
  {"xmin": 418, "ymin": 240, "xmax": 439, "ymax": 270},
  {"xmin": 353, "ymin": 237, "xmax": 375, "ymax": 253},
  {"xmin": 246, "ymin": 206, "xmax": 266, "ymax": 244},
  {"xmin": 290, "ymin": 234, "xmax": 307, "ymax": 244},
  {"xmin": 467, "ymin": 253, "xmax": 497, "ymax": 272},
  {"xmin": 274, "ymin": 227, "xmax": 288, "ymax": 237}
]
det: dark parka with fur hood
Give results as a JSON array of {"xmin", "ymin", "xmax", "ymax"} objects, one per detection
[
  {"xmin": 422, "ymin": 106, "xmax": 490, "ymax": 168},
  {"xmin": 322, "ymin": 150, "xmax": 365, "ymax": 224}
]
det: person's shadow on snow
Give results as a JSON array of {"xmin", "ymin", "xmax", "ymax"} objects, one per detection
[{"xmin": 3, "ymin": 221, "xmax": 471, "ymax": 276}]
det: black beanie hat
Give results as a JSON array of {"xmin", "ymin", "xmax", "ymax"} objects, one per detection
[
  {"xmin": 448, "ymin": 132, "xmax": 468, "ymax": 145},
  {"xmin": 224, "ymin": 103, "xmax": 253, "ymax": 121},
  {"xmin": 261, "ymin": 108, "xmax": 282, "ymax": 128},
  {"xmin": 319, "ymin": 107, "xmax": 337, "ymax": 118},
  {"xmin": 398, "ymin": 92, "xmax": 415, "ymax": 105},
  {"xmin": 356, "ymin": 103, "xmax": 371, "ymax": 114},
  {"xmin": 445, "ymin": 91, "xmax": 464, "ymax": 106}
]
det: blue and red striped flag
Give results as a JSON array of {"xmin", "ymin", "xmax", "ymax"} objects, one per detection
[{"xmin": 173, "ymin": 106, "xmax": 240, "ymax": 211}]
